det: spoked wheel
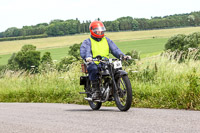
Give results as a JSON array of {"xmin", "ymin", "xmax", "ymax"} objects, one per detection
[
  {"xmin": 87, "ymin": 94, "xmax": 102, "ymax": 110},
  {"xmin": 114, "ymin": 75, "xmax": 132, "ymax": 111}
]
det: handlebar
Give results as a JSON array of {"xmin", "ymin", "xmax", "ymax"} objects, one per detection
[
  {"xmin": 92, "ymin": 58, "xmax": 117, "ymax": 62},
  {"xmin": 84, "ymin": 58, "xmax": 133, "ymax": 64}
]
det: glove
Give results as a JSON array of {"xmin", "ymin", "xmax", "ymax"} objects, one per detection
[
  {"xmin": 124, "ymin": 55, "xmax": 132, "ymax": 60},
  {"xmin": 86, "ymin": 57, "xmax": 92, "ymax": 62}
]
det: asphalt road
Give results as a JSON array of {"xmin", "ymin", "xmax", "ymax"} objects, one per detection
[{"xmin": 0, "ymin": 103, "xmax": 200, "ymax": 133}]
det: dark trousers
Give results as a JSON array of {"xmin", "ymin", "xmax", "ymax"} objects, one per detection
[{"xmin": 87, "ymin": 62, "xmax": 99, "ymax": 81}]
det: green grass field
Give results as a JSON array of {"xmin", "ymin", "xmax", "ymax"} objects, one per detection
[
  {"xmin": 0, "ymin": 26, "xmax": 200, "ymax": 66},
  {"xmin": 0, "ymin": 38, "xmax": 168, "ymax": 65}
]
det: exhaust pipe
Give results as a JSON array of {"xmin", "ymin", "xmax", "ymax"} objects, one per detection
[
  {"xmin": 84, "ymin": 87, "xmax": 111, "ymax": 103},
  {"xmin": 84, "ymin": 97, "xmax": 93, "ymax": 101}
]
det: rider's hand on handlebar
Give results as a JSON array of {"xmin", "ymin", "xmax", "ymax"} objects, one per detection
[
  {"xmin": 86, "ymin": 57, "xmax": 92, "ymax": 62},
  {"xmin": 124, "ymin": 55, "xmax": 132, "ymax": 60}
]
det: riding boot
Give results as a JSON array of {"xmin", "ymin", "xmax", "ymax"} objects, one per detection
[{"xmin": 91, "ymin": 80, "xmax": 100, "ymax": 100}]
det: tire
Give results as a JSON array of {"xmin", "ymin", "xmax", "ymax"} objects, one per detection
[
  {"xmin": 114, "ymin": 75, "xmax": 132, "ymax": 111},
  {"xmin": 88, "ymin": 101, "xmax": 102, "ymax": 110},
  {"xmin": 86, "ymin": 93, "xmax": 102, "ymax": 110}
]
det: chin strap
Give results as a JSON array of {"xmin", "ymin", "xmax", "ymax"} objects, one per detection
[{"xmin": 91, "ymin": 35, "xmax": 102, "ymax": 42}]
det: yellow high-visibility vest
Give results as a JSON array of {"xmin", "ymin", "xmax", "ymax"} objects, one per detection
[{"xmin": 90, "ymin": 37, "xmax": 109, "ymax": 64}]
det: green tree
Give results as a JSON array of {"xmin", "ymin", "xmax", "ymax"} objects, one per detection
[
  {"xmin": 112, "ymin": 20, "xmax": 120, "ymax": 31},
  {"xmin": 4, "ymin": 27, "xmax": 21, "ymax": 37},
  {"xmin": 13, "ymin": 45, "xmax": 41, "ymax": 71},
  {"xmin": 132, "ymin": 19, "xmax": 139, "ymax": 30},
  {"xmin": 50, "ymin": 19, "xmax": 64, "ymax": 24},
  {"xmin": 117, "ymin": 16, "xmax": 133, "ymax": 30},
  {"xmin": 135, "ymin": 18, "xmax": 149, "ymax": 30},
  {"xmin": 46, "ymin": 23, "xmax": 64, "ymax": 36},
  {"xmin": 80, "ymin": 21, "xmax": 86, "ymax": 33}
]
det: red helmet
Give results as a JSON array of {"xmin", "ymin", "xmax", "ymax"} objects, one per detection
[{"xmin": 89, "ymin": 21, "xmax": 106, "ymax": 38}]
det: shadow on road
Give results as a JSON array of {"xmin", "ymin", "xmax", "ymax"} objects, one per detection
[{"xmin": 65, "ymin": 109, "xmax": 120, "ymax": 112}]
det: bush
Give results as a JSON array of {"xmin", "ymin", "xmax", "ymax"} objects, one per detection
[
  {"xmin": 8, "ymin": 44, "xmax": 41, "ymax": 72},
  {"xmin": 68, "ymin": 43, "xmax": 81, "ymax": 60},
  {"xmin": 0, "ymin": 65, "xmax": 6, "ymax": 71},
  {"xmin": 0, "ymin": 65, "xmax": 7, "ymax": 77},
  {"xmin": 56, "ymin": 56, "xmax": 76, "ymax": 71},
  {"xmin": 165, "ymin": 32, "xmax": 200, "ymax": 51},
  {"xmin": 0, "ymin": 34, "xmax": 48, "ymax": 42},
  {"xmin": 125, "ymin": 50, "xmax": 140, "ymax": 65},
  {"xmin": 184, "ymin": 32, "xmax": 200, "ymax": 50},
  {"xmin": 15, "ymin": 51, "xmax": 40, "ymax": 71},
  {"xmin": 40, "ymin": 52, "xmax": 54, "ymax": 72},
  {"xmin": 164, "ymin": 32, "xmax": 200, "ymax": 62},
  {"xmin": 165, "ymin": 34, "xmax": 186, "ymax": 51},
  {"xmin": 126, "ymin": 50, "xmax": 140, "ymax": 60},
  {"xmin": 7, "ymin": 53, "xmax": 19, "ymax": 70},
  {"xmin": 21, "ymin": 44, "xmax": 36, "ymax": 52},
  {"xmin": 41, "ymin": 52, "xmax": 53, "ymax": 64}
]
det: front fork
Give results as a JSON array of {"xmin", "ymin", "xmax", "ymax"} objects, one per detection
[
  {"xmin": 111, "ymin": 68, "xmax": 128, "ymax": 95},
  {"xmin": 110, "ymin": 67, "xmax": 119, "ymax": 94}
]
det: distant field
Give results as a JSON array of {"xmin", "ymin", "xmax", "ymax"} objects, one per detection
[
  {"xmin": 0, "ymin": 27, "xmax": 200, "ymax": 55},
  {"xmin": 0, "ymin": 38, "xmax": 167, "ymax": 65},
  {"xmin": 0, "ymin": 54, "xmax": 11, "ymax": 65},
  {"xmin": 0, "ymin": 26, "xmax": 200, "ymax": 65},
  {"xmin": 117, "ymin": 38, "xmax": 168, "ymax": 57}
]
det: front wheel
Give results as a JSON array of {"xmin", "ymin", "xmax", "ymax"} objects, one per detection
[{"xmin": 114, "ymin": 75, "xmax": 132, "ymax": 111}]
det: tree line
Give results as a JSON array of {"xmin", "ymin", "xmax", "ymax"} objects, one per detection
[{"xmin": 0, "ymin": 11, "xmax": 200, "ymax": 39}]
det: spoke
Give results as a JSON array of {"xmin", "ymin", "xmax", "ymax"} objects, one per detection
[
  {"xmin": 120, "ymin": 79, "xmax": 127, "ymax": 96},
  {"xmin": 118, "ymin": 78, "xmax": 127, "ymax": 106},
  {"xmin": 121, "ymin": 98, "xmax": 125, "ymax": 103},
  {"xmin": 120, "ymin": 79, "xmax": 126, "ymax": 90},
  {"xmin": 116, "ymin": 77, "xmax": 128, "ymax": 106}
]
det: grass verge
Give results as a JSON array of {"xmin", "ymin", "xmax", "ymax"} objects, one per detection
[{"xmin": 0, "ymin": 56, "xmax": 200, "ymax": 110}]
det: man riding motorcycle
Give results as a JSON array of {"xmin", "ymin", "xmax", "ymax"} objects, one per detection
[{"xmin": 80, "ymin": 20, "xmax": 131, "ymax": 100}]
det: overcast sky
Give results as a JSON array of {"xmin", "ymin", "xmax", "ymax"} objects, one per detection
[{"xmin": 0, "ymin": 0, "xmax": 200, "ymax": 32}]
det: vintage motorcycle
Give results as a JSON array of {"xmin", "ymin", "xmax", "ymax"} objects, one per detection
[{"xmin": 80, "ymin": 55, "xmax": 132, "ymax": 111}]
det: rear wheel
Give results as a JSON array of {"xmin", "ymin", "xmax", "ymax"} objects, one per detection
[
  {"xmin": 88, "ymin": 101, "xmax": 102, "ymax": 110},
  {"xmin": 87, "ymin": 94, "xmax": 102, "ymax": 110},
  {"xmin": 85, "ymin": 79, "xmax": 102, "ymax": 110},
  {"xmin": 114, "ymin": 75, "xmax": 132, "ymax": 111}
]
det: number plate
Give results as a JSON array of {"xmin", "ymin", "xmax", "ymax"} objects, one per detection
[{"xmin": 113, "ymin": 61, "xmax": 122, "ymax": 69}]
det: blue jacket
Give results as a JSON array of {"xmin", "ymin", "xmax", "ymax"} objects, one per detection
[{"xmin": 80, "ymin": 36, "xmax": 125, "ymax": 59}]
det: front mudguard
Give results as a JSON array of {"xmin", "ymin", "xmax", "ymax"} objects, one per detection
[
  {"xmin": 113, "ymin": 70, "xmax": 128, "ymax": 92},
  {"xmin": 114, "ymin": 70, "xmax": 128, "ymax": 80}
]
